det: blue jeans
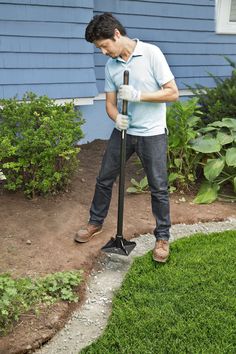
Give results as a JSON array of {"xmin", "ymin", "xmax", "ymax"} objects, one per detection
[{"xmin": 89, "ymin": 128, "xmax": 171, "ymax": 241}]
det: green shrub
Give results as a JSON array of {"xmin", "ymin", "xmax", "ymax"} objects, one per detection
[
  {"xmin": 191, "ymin": 118, "xmax": 236, "ymax": 203},
  {"xmin": 0, "ymin": 270, "xmax": 83, "ymax": 335},
  {"xmin": 189, "ymin": 57, "xmax": 236, "ymax": 124},
  {"xmin": 167, "ymin": 98, "xmax": 203, "ymax": 191},
  {"xmin": 126, "ymin": 98, "xmax": 202, "ymax": 194},
  {"xmin": 0, "ymin": 92, "xmax": 84, "ymax": 197}
]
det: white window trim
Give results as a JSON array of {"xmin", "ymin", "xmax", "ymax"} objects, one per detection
[{"xmin": 216, "ymin": 0, "xmax": 236, "ymax": 34}]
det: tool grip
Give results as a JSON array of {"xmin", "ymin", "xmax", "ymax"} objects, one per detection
[{"xmin": 122, "ymin": 70, "xmax": 129, "ymax": 115}]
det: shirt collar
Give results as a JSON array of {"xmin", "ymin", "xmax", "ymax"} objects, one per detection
[
  {"xmin": 132, "ymin": 39, "xmax": 144, "ymax": 57},
  {"xmin": 116, "ymin": 39, "xmax": 143, "ymax": 62}
]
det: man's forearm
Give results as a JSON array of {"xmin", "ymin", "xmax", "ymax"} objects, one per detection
[
  {"xmin": 140, "ymin": 87, "xmax": 179, "ymax": 103},
  {"xmin": 106, "ymin": 101, "xmax": 119, "ymax": 122}
]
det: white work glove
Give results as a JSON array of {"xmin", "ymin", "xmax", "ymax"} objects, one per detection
[
  {"xmin": 115, "ymin": 113, "xmax": 129, "ymax": 130},
  {"xmin": 119, "ymin": 85, "xmax": 141, "ymax": 102}
]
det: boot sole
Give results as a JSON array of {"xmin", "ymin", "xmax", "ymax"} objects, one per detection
[
  {"xmin": 74, "ymin": 229, "xmax": 102, "ymax": 243},
  {"xmin": 153, "ymin": 255, "xmax": 168, "ymax": 263}
]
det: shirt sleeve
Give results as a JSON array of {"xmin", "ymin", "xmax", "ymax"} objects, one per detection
[
  {"xmin": 152, "ymin": 46, "xmax": 174, "ymax": 87},
  {"xmin": 104, "ymin": 63, "xmax": 117, "ymax": 92}
]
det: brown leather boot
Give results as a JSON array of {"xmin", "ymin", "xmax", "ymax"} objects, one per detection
[
  {"xmin": 74, "ymin": 224, "xmax": 102, "ymax": 243},
  {"xmin": 153, "ymin": 239, "xmax": 169, "ymax": 263}
]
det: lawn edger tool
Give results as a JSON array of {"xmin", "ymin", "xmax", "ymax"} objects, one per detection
[{"xmin": 101, "ymin": 70, "xmax": 136, "ymax": 256}]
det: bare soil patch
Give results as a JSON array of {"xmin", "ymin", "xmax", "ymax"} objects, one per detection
[{"xmin": 0, "ymin": 139, "xmax": 235, "ymax": 354}]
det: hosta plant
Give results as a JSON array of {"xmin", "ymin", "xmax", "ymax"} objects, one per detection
[{"xmin": 191, "ymin": 118, "xmax": 236, "ymax": 203}]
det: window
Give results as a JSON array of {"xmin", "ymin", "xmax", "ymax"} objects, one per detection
[{"xmin": 216, "ymin": 0, "xmax": 236, "ymax": 34}]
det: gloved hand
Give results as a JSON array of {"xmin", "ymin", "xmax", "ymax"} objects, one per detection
[
  {"xmin": 115, "ymin": 113, "xmax": 129, "ymax": 130},
  {"xmin": 119, "ymin": 85, "xmax": 141, "ymax": 102}
]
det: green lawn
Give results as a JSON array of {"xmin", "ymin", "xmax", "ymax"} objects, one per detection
[{"xmin": 81, "ymin": 230, "xmax": 236, "ymax": 354}]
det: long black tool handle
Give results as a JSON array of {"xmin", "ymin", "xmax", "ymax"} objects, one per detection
[{"xmin": 117, "ymin": 70, "xmax": 129, "ymax": 237}]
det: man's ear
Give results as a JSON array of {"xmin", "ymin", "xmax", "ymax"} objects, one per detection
[{"xmin": 114, "ymin": 28, "xmax": 121, "ymax": 39}]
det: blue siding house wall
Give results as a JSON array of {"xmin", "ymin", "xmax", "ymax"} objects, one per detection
[
  {"xmin": 94, "ymin": 0, "xmax": 236, "ymax": 92},
  {"xmin": 0, "ymin": 0, "xmax": 97, "ymax": 99},
  {"xmin": 1, "ymin": 0, "xmax": 236, "ymax": 142}
]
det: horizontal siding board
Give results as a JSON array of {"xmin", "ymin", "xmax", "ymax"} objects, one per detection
[
  {"xmin": 95, "ymin": 66, "xmax": 233, "ymax": 83},
  {"xmin": 94, "ymin": 52, "xmax": 236, "ymax": 67},
  {"xmin": 96, "ymin": 76, "xmax": 224, "ymax": 92},
  {"xmin": 0, "ymin": 68, "xmax": 96, "ymax": 85},
  {"xmin": 172, "ymin": 65, "xmax": 234, "ymax": 78},
  {"xmin": 166, "ymin": 54, "xmax": 236, "ymax": 66},
  {"xmin": 125, "ymin": 0, "xmax": 213, "ymax": 5},
  {"xmin": 94, "ymin": 42, "xmax": 235, "ymax": 57},
  {"xmin": 0, "ymin": 36, "xmax": 92, "ymax": 54},
  {"xmin": 156, "ymin": 42, "xmax": 236, "ymax": 55},
  {"xmin": 0, "ymin": 21, "xmax": 86, "ymax": 39},
  {"xmin": 0, "ymin": 53, "xmax": 94, "ymax": 69},
  {"xmin": 128, "ymin": 28, "xmax": 236, "ymax": 44},
  {"xmin": 94, "ymin": 1, "xmax": 214, "ymax": 19},
  {"xmin": 0, "ymin": 4, "xmax": 91, "ymax": 23},
  {"xmin": 1, "ymin": 83, "xmax": 98, "ymax": 100},
  {"xmin": 121, "ymin": 15, "xmax": 214, "ymax": 31},
  {"xmin": 176, "ymin": 76, "xmax": 228, "ymax": 88},
  {"xmin": 0, "ymin": 0, "xmax": 93, "ymax": 8}
]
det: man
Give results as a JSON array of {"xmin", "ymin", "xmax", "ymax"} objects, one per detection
[{"xmin": 74, "ymin": 13, "xmax": 179, "ymax": 263}]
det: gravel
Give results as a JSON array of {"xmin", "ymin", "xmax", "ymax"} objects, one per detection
[{"xmin": 36, "ymin": 218, "xmax": 236, "ymax": 354}]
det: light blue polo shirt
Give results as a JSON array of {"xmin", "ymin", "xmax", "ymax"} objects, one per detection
[{"xmin": 104, "ymin": 39, "xmax": 174, "ymax": 136}]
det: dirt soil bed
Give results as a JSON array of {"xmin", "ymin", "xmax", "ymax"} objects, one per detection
[{"xmin": 0, "ymin": 139, "xmax": 236, "ymax": 354}]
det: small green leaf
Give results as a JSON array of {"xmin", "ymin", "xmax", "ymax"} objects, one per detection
[
  {"xmin": 221, "ymin": 118, "xmax": 236, "ymax": 129},
  {"xmin": 211, "ymin": 118, "xmax": 236, "ymax": 129},
  {"xmin": 126, "ymin": 187, "xmax": 138, "ymax": 194},
  {"xmin": 168, "ymin": 172, "xmax": 179, "ymax": 183},
  {"xmin": 187, "ymin": 116, "xmax": 201, "ymax": 127},
  {"xmin": 140, "ymin": 176, "xmax": 148, "ymax": 189},
  {"xmin": 226, "ymin": 147, "xmax": 236, "ymax": 167},
  {"xmin": 130, "ymin": 178, "xmax": 140, "ymax": 187},
  {"xmin": 198, "ymin": 126, "xmax": 217, "ymax": 133},
  {"xmin": 174, "ymin": 158, "xmax": 182, "ymax": 168},
  {"xmin": 191, "ymin": 137, "xmax": 221, "ymax": 153},
  {"xmin": 204, "ymin": 158, "xmax": 225, "ymax": 181},
  {"xmin": 193, "ymin": 181, "xmax": 219, "ymax": 204},
  {"xmin": 216, "ymin": 131, "xmax": 234, "ymax": 145}
]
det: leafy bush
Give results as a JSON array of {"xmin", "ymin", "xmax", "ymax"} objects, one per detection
[
  {"xmin": 0, "ymin": 270, "xmax": 83, "ymax": 335},
  {"xmin": 167, "ymin": 98, "xmax": 203, "ymax": 191},
  {"xmin": 0, "ymin": 92, "xmax": 84, "ymax": 197},
  {"xmin": 191, "ymin": 118, "xmax": 236, "ymax": 203},
  {"xmin": 189, "ymin": 57, "xmax": 236, "ymax": 124},
  {"xmin": 126, "ymin": 98, "xmax": 202, "ymax": 194}
]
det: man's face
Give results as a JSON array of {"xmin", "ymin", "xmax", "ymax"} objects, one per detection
[{"xmin": 94, "ymin": 37, "xmax": 121, "ymax": 59}]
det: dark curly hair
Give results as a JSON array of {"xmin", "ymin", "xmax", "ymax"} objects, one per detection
[{"xmin": 85, "ymin": 13, "xmax": 126, "ymax": 43}]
